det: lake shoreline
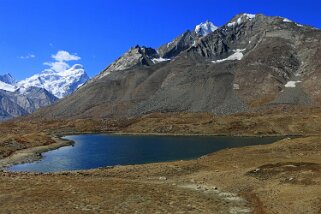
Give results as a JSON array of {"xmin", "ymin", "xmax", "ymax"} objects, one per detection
[{"xmin": 0, "ymin": 137, "xmax": 74, "ymax": 170}]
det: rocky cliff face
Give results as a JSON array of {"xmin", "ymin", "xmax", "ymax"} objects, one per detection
[
  {"xmin": 31, "ymin": 14, "xmax": 321, "ymax": 119},
  {"xmin": 95, "ymin": 46, "xmax": 159, "ymax": 80}
]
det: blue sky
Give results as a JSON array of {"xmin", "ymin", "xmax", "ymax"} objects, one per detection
[{"xmin": 0, "ymin": 0, "xmax": 320, "ymax": 80}]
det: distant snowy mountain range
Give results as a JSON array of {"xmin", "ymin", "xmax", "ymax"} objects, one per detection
[
  {"xmin": 0, "ymin": 62, "xmax": 89, "ymax": 120},
  {"xmin": 0, "ymin": 64, "xmax": 89, "ymax": 99}
]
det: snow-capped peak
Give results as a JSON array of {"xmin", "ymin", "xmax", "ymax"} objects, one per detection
[
  {"xmin": 17, "ymin": 63, "xmax": 89, "ymax": 98},
  {"xmin": 195, "ymin": 20, "xmax": 218, "ymax": 37}
]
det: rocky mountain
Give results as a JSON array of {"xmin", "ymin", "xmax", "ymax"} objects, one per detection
[
  {"xmin": 157, "ymin": 21, "xmax": 218, "ymax": 59},
  {"xmin": 30, "ymin": 13, "xmax": 321, "ymax": 120},
  {"xmin": 0, "ymin": 87, "xmax": 58, "ymax": 120},
  {"xmin": 95, "ymin": 21, "xmax": 218, "ymax": 81},
  {"xmin": 94, "ymin": 46, "xmax": 159, "ymax": 80}
]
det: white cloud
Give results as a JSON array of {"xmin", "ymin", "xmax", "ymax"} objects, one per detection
[
  {"xmin": 43, "ymin": 61, "xmax": 70, "ymax": 73},
  {"xmin": 52, "ymin": 50, "xmax": 80, "ymax": 62},
  {"xmin": 44, "ymin": 50, "xmax": 81, "ymax": 73},
  {"xmin": 18, "ymin": 54, "xmax": 36, "ymax": 59}
]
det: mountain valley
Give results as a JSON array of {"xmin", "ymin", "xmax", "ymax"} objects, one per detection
[{"xmin": 1, "ymin": 12, "xmax": 321, "ymax": 214}]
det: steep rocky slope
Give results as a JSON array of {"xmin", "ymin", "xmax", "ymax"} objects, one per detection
[{"xmin": 31, "ymin": 14, "xmax": 321, "ymax": 119}]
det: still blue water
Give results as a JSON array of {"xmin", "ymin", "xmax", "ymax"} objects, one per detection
[{"xmin": 8, "ymin": 134, "xmax": 281, "ymax": 172}]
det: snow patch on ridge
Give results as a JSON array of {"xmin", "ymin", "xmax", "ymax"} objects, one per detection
[
  {"xmin": 227, "ymin": 13, "xmax": 256, "ymax": 27},
  {"xmin": 152, "ymin": 57, "xmax": 171, "ymax": 63},
  {"xmin": 212, "ymin": 49, "xmax": 246, "ymax": 63},
  {"xmin": 243, "ymin": 13, "xmax": 256, "ymax": 19},
  {"xmin": 283, "ymin": 18, "xmax": 292, "ymax": 23},
  {"xmin": 282, "ymin": 17, "xmax": 305, "ymax": 27},
  {"xmin": 0, "ymin": 81, "xmax": 17, "ymax": 92},
  {"xmin": 285, "ymin": 81, "xmax": 301, "ymax": 88}
]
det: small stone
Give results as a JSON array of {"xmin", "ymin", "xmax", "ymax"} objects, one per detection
[
  {"xmin": 254, "ymin": 168, "xmax": 260, "ymax": 172},
  {"xmin": 159, "ymin": 176, "xmax": 167, "ymax": 181}
]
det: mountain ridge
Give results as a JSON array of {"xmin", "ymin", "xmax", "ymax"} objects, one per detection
[{"xmin": 15, "ymin": 13, "xmax": 321, "ymax": 120}]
